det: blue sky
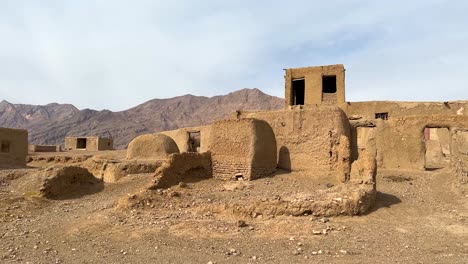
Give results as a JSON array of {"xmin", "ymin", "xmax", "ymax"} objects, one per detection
[{"xmin": 0, "ymin": 0, "xmax": 467, "ymax": 110}]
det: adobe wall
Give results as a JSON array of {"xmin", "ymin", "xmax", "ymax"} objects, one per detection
[
  {"xmin": 29, "ymin": 145, "xmax": 61, "ymax": 153},
  {"xmin": 65, "ymin": 137, "xmax": 113, "ymax": 151},
  {"xmin": 97, "ymin": 137, "xmax": 114, "ymax": 151},
  {"xmin": 351, "ymin": 115, "xmax": 468, "ymax": 170},
  {"xmin": 343, "ymin": 101, "xmax": 468, "ymax": 119},
  {"xmin": 152, "ymin": 152, "xmax": 212, "ymax": 189},
  {"xmin": 161, "ymin": 125, "xmax": 212, "ymax": 153},
  {"xmin": 452, "ymin": 129, "xmax": 468, "ymax": 185},
  {"xmin": 210, "ymin": 119, "xmax": 277, "ymax": 180},
  {"xmin": 285, "ymin": 64, "xmax": 345, "ymax": 107},
  {"xmin": 0, "ymin": 127, "xmax": 28, "ymax": 166},
  {"xmin": 237, "ymin": 107, "xmax": 350, "ymax": 177}
]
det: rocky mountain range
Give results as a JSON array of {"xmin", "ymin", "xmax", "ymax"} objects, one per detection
[{"xmin": 0, "ymin": 89, "xmax": 284, "ymax": 148}]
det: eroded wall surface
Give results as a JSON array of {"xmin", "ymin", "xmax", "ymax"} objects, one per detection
[
  {"xmin": 210, "ymin": 119, "xmax": 277, "ymax": 180},
  {"xmin": 238, "ymin": 107, "xmax": 350, "ymax": 176},
  {"xmin": 349, "ymin": 115, "xmax": 468, "ymax": 170},
  {"xmin": 0, "ymin": 127, "xmax": 28, "ymax": 166}
]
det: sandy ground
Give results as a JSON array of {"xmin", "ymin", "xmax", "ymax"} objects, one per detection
[{"xmin": 0, "ymin": 163, "xmax": 467, "ymax": 263}]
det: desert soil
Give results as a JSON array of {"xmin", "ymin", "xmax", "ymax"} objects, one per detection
[{"xmin": 0, "ymin": 160, "xmax": 467, "ymax": 263}]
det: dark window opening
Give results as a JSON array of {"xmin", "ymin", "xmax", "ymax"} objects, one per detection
[
  {"xmin": 1, "ymin": 141, "xmax": 10, "ymax": 153},
  {"xmin": 77, "ymin": 138, "xmax": 87, "ymax": 149},
  {"xmin": 375, "ymin": 112, "xmax": 389, "ymax": 120},
  {"xmin": 322, "ymin": 76, "xmax": 337, "ymax": 93},
  {"xmin": 188, "ymin": 131, "xmax": 201, "ymax": 153},
  {"xmin": 292, "ymin": 79, "xmax": 305, "ymax": 105}
]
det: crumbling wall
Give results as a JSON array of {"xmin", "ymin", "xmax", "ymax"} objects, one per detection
[
  {"xmin": 39, "ymin": 166, "xmax": 103, "ymax": 199},
  {"xmin": 83, "ymin": 157, "xmax": 161, "ymax": 183},
  {"xmin": 161, "ymin": 125, "xmax": 211, "ymax": 153},
  {"xmin": 127, "ymin": 133, "xmax": 180, "ymax": 161},
  {"xmin": 151, "ymin": 152, "xmax": 212, "ymax": 189},
  {"xmin": 360, "ymin": 115, "xmax": 468, "ymax": 170},
  {"xmin": 285, "ymin": 64, "xmax": 345, "ymax": 107},
  {"xmin": 238, "ymin": 107, "xmax": 350, "ymax": 176},
  {"xmin": 0, "ymin": 127, "xmax": 28, "ymax": 167},
  {"xmin": 210, "ymin": 119, "xmax": 277, "ymax": 180},
  {"xmin": 452, "ymin": 130, "xmax": 468, "ymax": 185}
]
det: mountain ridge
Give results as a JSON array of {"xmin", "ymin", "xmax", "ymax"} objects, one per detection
[{"xmin": 0, "ymin": 88, "xmax": 285, "ymax": 148}]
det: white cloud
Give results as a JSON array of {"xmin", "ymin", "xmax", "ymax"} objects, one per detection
[{"xmin": 0, "ymin": 0, "xmax": 467, "ymax": 110}]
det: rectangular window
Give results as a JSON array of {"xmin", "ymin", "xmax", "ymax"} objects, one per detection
[
  {"xmin": 322, "ymin": 76, "xmax": 337, "ymax": 93},
  {"xmin": 375, "ymin": 112, "xmax": 389, "ymax": 120},
  {"xmin": 292, "ymin": 79, "xmax": 305, "ymax": 105},
  {"xmin": 1, "ymin": 141, "xmax": 10, "ymax": 153}
]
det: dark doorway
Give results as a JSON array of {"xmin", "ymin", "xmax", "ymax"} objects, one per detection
[
  {"xmin": 292, "ymin": 79, "xmax": 305, "ymax": 105},
  {"xmin": 77, "ymin": 138, "xmax": 87, "ymax": 149},
  {"xmin": 322, "ymin": 76, "xmax": 337, "ymax": 93},
  {"xmin": 1, "ymin": 141, "xmax": 10, "ymax": 153},
  {"xmin": 188, "ymin": 131, "xmax": 201, "ymax": 153}
]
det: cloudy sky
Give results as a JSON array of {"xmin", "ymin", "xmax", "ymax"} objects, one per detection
[{"xmin": 0, "ymin": 1, "xmax": 467, "ymax": 110}]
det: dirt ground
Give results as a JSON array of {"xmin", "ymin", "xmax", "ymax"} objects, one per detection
[{"xmin": 0, "ymin": 156, "xmax": 467, "ymax": 263}]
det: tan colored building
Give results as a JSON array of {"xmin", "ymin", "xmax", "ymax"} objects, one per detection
[
  {"xmin": 285, "ymin": 64, "xmax": 345, "ymax": 107},
  {"xmin": 0, "ymin": 127, "xmax": 28, "ymax": 167},
  {"xmin": 64, "ymin": 136, "xmax": 113, "ymax": 151}
]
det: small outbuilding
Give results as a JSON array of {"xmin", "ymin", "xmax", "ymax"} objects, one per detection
[
  {"xmin": 0, "ymin": 127, "xmax": 28, "ymax": 167},
  {"xmin": 64, "ymin": 136, "xmax": 113, "ymax": 151},
  {"xmin": 210, "ymin": 118, "xmax": 277, "ymax": 180},
  {"xmin": 127, "ymin": 133, "xmax": 180, "ymax": 160}
]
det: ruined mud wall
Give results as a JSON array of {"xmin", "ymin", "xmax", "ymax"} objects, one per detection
[
  {"xmin": 285, "ymin": 64, "xmax": 345, "ymax": 107},
  {"xmin": 237, "ymin": 107, "xmax": 350, "ymax": 176},
  {"xmin": 344, "ymin": 101, "xmax": 468, "ymax": 119},
  {"xmin": 0, "ymin": 127, "xmax": 28, "ymax": 166},
  {"xmin": 210, "ymin": 119, "xmax": 277, "ymax": 180},
  {"xmin": 352, "ymin": 115, "xmax": 468, "ymax": 170},
  {"xmin": 161, "ymin": 125, "xmax": 212, "ymax": 153},
  {"xmin": 452, "ymin": 129, "xmax": 468, "ymax": 184},
  {"xmin": 152, "ymin": 152, "xmax": 212, "ymax": 189}
]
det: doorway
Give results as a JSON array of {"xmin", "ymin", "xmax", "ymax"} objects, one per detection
[
  {"xmin": 424, "ymin": 127, "xmax": 451, "ymax": 169},
  {"xmin": 292, "ymin": 79, "xmax": 305, "ymax": 105},
  {"xmin": 77, "ymin": 138, "xmax": 87, "ymax": 149},
  {"xmin": 188, "ymin": 131, "xmax": 201, "ymax": 153}
]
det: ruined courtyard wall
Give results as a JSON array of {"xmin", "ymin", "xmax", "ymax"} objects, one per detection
[
  {"xmin": 372, "ymin": 115, "xmax": 468, "ymax": 170},
  {"xmin": 238, "ymin": 107, "xmax": 350, "ymax": 176},
  {"xmin": 452, "ymin": 129, "xmax": 468, "ymax": 184},
  {"xmin": 0, "ymin": 127, "xmax": 28, "ymax": 166},
  {"xmin": 127, "ymin": 133, "xmax": 180, "ymax": 161},
  {"xmin": 285, "ymin": 64, "xmax": 345, "ymax": 107},
  {"xmin": 85, "ymin": 137, "xmax": 98, "ymax": 151},
  {"xmin": 210, "ymin": 119, "xmax": 277, "ymax": 180},
  {"xmin": 161, "ymin": 125, "xmax": 212, "ymax": 153},
  {"xmin": 152, "ymin": 152, "xmax": 212, "ymax": 189}
]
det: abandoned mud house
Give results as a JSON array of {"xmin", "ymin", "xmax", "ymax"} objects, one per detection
[
  {"xmin": 137, "ymin": 64, "xmax": 467, "ymax": 182},
  {"xmin": 0, "ymin": 127, "xmax": 28, "ymax": 166},
  {"xmin": 65, "ymin": 136, "xmax": 113, "ymax": 151}
]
